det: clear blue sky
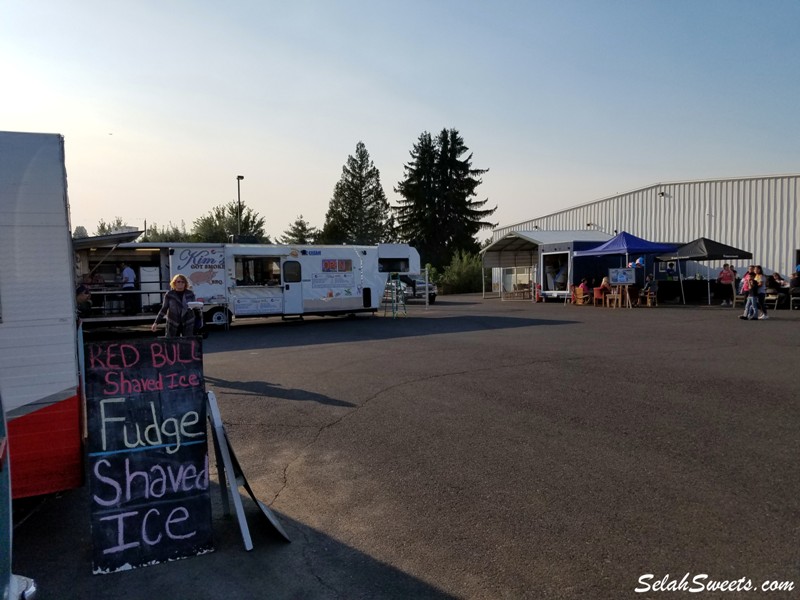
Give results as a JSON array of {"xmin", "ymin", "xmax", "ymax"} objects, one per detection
[{"xmin": 3, "ymin": 0, "xmax": 799, "ymax": 240}]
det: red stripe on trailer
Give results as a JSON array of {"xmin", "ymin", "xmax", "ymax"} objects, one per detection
[{"xmin": 7, "ymin": 394, "xmax": 83, "ymax": 499}]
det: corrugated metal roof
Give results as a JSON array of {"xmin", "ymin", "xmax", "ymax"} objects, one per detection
[
  {"xmin": 481, "ymin": 230, "xmax": 611, "ymax": 268},
  {"xmin": 484, "ymin": 229, "xmax": 611, "ymax": 251}
]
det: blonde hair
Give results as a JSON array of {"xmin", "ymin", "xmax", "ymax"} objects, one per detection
[{"xmin": 170, "ymin": 274, "xmax": 190, "ymax": 290}]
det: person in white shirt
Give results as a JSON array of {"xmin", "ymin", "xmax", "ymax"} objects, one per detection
[{"xmin": 120, "ymin": 261, "xmax": 138, "ymax": 315}]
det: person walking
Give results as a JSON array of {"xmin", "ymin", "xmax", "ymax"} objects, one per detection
[
  {"xmin": 738, "ymin": 276, "xmax": 760, "ymax": 320},
  {"xmin": 738, "ymin": 266, "xmax": 755, "ymax": 316},
  {"xmin": 754, "ymin": 265, "xmax": 769, "ymax": 320},
  {"xmin": 151, "ymin": 274, "xmax": 198, "ymax": 337}
]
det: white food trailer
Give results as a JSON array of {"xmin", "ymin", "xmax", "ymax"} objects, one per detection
[
  {"xmin": 76, "ymin": 242, "xmax": 421, "ymax": 326},
  {"xmin": 0, "ymin": 131, "xmax": 83, "ymax": 504}
]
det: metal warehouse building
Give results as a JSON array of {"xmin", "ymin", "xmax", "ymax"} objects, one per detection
[{"xmin": 487, "ymin": 174, "xmax": 800, "ymax": 296}]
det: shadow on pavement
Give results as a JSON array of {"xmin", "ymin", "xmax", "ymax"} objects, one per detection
[
  {"xmin": 204, "ymin": 314, "xmax": 577, "ymax": 354},
  {"xmin": 203, "ymin": 376, "xmax": 355, "ymax": 408},
  {"xmin": 403, "ymin": 299, "xmax": 480, "ymax": 306},
  {"xmin": 12, "ymin": 484, "xmax": 457, "ymax": 600}
]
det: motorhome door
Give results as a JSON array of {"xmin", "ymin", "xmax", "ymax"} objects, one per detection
[{"xmin": 282, "ymin": 260, "xmax": 303, "ymax": 314}]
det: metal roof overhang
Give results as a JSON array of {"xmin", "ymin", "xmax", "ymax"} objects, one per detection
[
  {"xmin": 481, "ymin": 230, "xmax": 612, "ymax": 269},
  {"xmin": 72, "ymin": 230, "xmax": 144, "ymax": 250},
  {"xmin": 481, "ymin": 232, "xmax": 540, "ymax": 269},
  {"xmin": 72, "ymin": 231, "xmax": 145, "ymax": 275}
]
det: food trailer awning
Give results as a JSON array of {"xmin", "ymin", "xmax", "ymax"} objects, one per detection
[{"xmin": 72, "ymin": 230, "xmax": 144, "ymax": 251}]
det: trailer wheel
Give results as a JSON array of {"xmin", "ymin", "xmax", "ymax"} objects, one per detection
[{"xmin": 206, "ymin": 308, "xmax": 231, "ymax": 327}]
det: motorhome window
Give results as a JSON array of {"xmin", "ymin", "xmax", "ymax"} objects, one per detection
[
  {"xmin": 234, "ymin": 256, "xmax": 280, "ymax": 286},
  {"xmin": 283, "ymin": 260, "xmax": 301, "ymax": 283},
  {"xmin": 378, "ymin": 258, "xmax": 409, "ymax": 273}
]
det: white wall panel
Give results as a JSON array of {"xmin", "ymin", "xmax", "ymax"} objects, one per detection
[{"xmin": 0, "ymin": 132, "xmax": 78, "ymax": 415}]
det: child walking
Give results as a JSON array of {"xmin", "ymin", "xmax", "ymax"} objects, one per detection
[{"xmin": 739, "ymin": 274, "xmax": 760, "ymax": 320}]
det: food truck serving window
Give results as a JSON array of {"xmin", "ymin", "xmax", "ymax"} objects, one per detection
[{"xmin": 235, "ymin": 256, "xmax": 280, "ymax": 286}]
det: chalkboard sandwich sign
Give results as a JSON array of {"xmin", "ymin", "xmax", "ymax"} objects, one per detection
[{"xmin": 84, "ymin": 337, "xmax": 214, "ymax": 574}]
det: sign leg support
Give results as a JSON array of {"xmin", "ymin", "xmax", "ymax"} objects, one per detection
[
  {"xmin": 208, "ymin": 391, "xmax": 253, "ymax": 551},
  {"xmin": 206, "ymin": 391, "xmax": 291, "ymax": 550}
]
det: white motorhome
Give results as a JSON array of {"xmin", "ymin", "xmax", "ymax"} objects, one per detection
[
  {"xmin": 0, "ymin": 131, "xmax": 83, "ymax": 499},
  {"xmin": 76, "ymin": 242, "xmax": 421, "ymax": 326}
]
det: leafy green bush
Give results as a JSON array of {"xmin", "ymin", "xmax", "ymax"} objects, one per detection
[
  {"xmin": 440, "ymin": 251, "xmax": 484, "ymax": 294},
  {"xmin": 424, "ymin": 264, "xmax": 440, "ymax": 284}
]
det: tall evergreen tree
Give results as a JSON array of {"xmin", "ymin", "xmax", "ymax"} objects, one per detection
[
  {"xmin": 319, "ymin": 141, "xmax": 392, "ymax": 245},
  {"xmin": 383, "ymin": 212, "xmax": 400, "ymax": 243},
  {"xmin": 434, "ymin": 128, "xmax": 496, "ymax": 256},
  {"xmin": 278, "ymin": 215, "xmax": 319, "ymax": 244},
  {"xmin": 394, "ymin": 132, "xmax": 438, "ymax": 256},
  {"xmin": 395, "ymin": 128, "xmax": 496, "ymax": 268}
]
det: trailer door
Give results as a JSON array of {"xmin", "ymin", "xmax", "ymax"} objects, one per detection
[{"xmin": 282, "ymin": 260, "xmax": 303, "ymax": 314}]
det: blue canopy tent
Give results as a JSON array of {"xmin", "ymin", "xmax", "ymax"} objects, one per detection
[
  {"xmin": 574, "ymin": 232, "xmax": 679, "ymax": 306},
  {"xmin": 573, "ymin": 231, "xmax": 678, "ymax": 262}
]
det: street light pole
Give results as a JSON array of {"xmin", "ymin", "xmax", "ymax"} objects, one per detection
[{"xmin": 236, "ymin": 175, "xmax": 244, "ymax": 238}]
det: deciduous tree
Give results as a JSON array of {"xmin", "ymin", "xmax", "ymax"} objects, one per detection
[
  {"xmin": 141, "ymin": 221, "xmax": 192, "ymax": 243},
  {"xmin": 95, "ymin": 217, "xmax": 129, "ymax": 236},
  {"xmin": 192, "ymin": 201, "xmax": 269, "ymax": 243}
]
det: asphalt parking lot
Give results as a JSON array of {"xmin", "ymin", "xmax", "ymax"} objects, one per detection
[{"xmin": 12, "ymin": 296, "xmax": 800, "ymax": 599}]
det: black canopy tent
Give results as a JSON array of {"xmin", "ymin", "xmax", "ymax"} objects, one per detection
[{"xmin": 656, "ymin": 237, "xmax": 753, "ymax": 305}]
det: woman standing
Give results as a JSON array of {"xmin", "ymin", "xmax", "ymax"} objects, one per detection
[
  {"xmin": 717, "ymin": 263, "xmax": 736, "ymax": 307},
  {"xmin": 151, "ymin": 274, "xmax": 197, "ymax": 337}
]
